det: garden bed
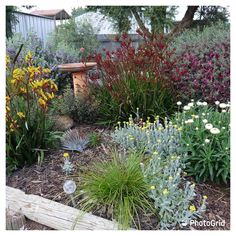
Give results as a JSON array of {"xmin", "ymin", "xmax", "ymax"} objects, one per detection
[{"xmin": 6, "ymin": 125, "xmax": 230, "ymax": 230}]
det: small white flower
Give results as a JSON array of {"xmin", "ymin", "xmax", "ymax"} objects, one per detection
[
  {"xmin": 205, "ymin": 123, "xmax": 213, "ymax": 130},
  {"xmin": 177, "ymin": 101, "xmax": 182, "ymax": 106},
  {"xmin": 188, "ymin": 102, "xmax": 194, "ymax": 107},
  {"xmin": 202, "ymin": 102, "xmax": 207, "ymax": 106},
  {"xmin": 210, "ymin": 127, "xmax": 220, "ymax": 134},
  {"xmin": 188, "ymin": 119, "xmax": 194, "ymax": 123},
  {"xmin": 191, "ymin": 99, "xmax": 194, "ymax": 102},
  {"xmin": 186, "ymin": 144, "xmax": 189, "ymax": 146},
  {"xmin": 215, "ymin": 101, "xmax": 220, "ymax": 105},
  {"xmin": 205, "ymin": 139, "xmax": 210, "ymax": 143},
  {"xmin": 219, "ymin": 103, "xmax": 227, "ymax": 109},
  {"xmin": 202, "ymin": 113, "xmax": 206, "ymax": 116},
  {"xmin": 195, "ymin": 127, "xmax": 199, "ymax": 130},
  {"xmin": 222, "ymin": 127, "xmax": 226, "ymax": 130},
  {"xmin": 222, "ymin": 109, "xmax": 226, "ymax": 113},
  {"xmin": 203, "ymin": 119, "xmax": 208, "ymax": 123},
  {"xmin": 184, "ymin": 105, "xmax": 191, "ymax": 111},
  {"xmin": 195, "ymin": 115, "xmax": 199, "ymax": 118},
  {"xmin": 196, "ymin": 101, "xmax": 202, "ymax": 106}
]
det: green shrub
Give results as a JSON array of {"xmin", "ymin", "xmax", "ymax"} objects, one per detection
[
  {"xmin": 50, "ymin": 85, "xmax": 99, "ymax": 124},
  {"xmin": 76, "ymin": 151, "xmax": 153, "ymax": 229},
  {"xmin": 174, "ymin": 100, "xmax": 230, "ymax": 183}
]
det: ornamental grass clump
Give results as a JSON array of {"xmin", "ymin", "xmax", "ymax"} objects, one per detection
[
  {"xmin": 6, "ymin": 51, "xmax": 60, "ymax": 173},
  {"xmin": 142, "ymin": 153, "xmax": 207, "ymax": 229},
  {"xmin": 175, "ymin": 100, "xmax": 230, "ymax": 183},
  {"xmin": 76, "ymin": 151, "xmax": 154, "ymax": 229}
]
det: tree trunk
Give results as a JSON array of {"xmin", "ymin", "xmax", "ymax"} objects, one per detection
[{"xmin": 168, "ymin": 6, "xmax": 199, "ymax": 39}]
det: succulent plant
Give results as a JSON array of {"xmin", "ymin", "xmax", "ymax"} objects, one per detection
[{"xmin": 61, "ymin": 129, "xmax": 89, "ymax": 152}]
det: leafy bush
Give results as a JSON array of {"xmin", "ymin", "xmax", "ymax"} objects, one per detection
[
  {"xmin": 174, "ymin": 100, "xmax": 230, "ymax": 183},
  {"xmin": 88, "ymin": 33, "xmax": 179, "ymax": 124},
  {"xmin": 50, "ymin": 85, "xmax": 99, "ymax": 124},
  {"xmin": 6, "ymin": 19, "xmax": 100, "ymax": 91},
  {"xmin": 6, "ymin": 52, "xmax": 60, "ymax": 173},
  {"xmin": 76, "ymin": 151, "xmax": 153, "ymax": 229},
  {"xmin": 142, "ymin": 153, "xmax": 207, "ymax": 229},
  {"xmin": 171, "ymin": 22, "xmax": 230, "ymax": 103},
  {"xmin": 47, "ymin": 18, "xmax": 99, "ymax": 60}
]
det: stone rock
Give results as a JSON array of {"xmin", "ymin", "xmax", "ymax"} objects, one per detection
[{"xmin": 52, "ymin": 115, "xmax": 74, "ymax": 131}]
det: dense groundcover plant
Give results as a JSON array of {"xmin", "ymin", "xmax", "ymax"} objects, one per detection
[
  {"xmin": 174, "ymin": 100, "xmax": 230, "ymax": 183},
  {"xmin": 6, "ymin": 52, "xmax": 60, "ymax": 174},
  {"xmin": 171, "ymin": 22, "xmax": 230, "ymax": 103},
  {"xmin": 88, "ymin": 31, "xmax": 179, "ymax": 124}
]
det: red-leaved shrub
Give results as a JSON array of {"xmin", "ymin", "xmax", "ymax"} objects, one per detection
[{"xmin": 172, "ymin": 24, "xmax": 230, "ymax": 103}]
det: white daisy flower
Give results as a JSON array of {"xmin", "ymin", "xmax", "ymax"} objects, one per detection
[
  {"xmin": 205, "ymin": 123, "xmax": 213, "ymax": 130},
  {"xmin": 222, "ymin": 110, "xmax": 226, "ymax": 113},
  {"xmin": 177, "ymin": 101, "xmax": 182, "ymax": 106},
  {"xmin": 210, "ymin": 128, "xmax": 220, "ymax": 134},
  {"xmin": 205, "ymin": 139, "xmax": 210, "ymax": 143},
  {"xmin": 188, "ymin": 102, "xmax": 194, "ymax": 107},
  {"xmin": 215, "ymin": 101, "xmax": 220, "ymax": 105},
  {"xmin": 219, "ymin": 103, "xmax": 227, "ymax": 109},
  {"xmin": 202, "ymin": 102, "xmax": 207, "ymax": 106},
  {"xmin": 184, "ymin": 105, "xmax": 191, "ymax": 111},
  {"xmin": 196, "ymin": 101, "xmax": 202, "ymax": 106},
  {"xmin": 203, "ymin": 119, "xmax": 208, "ymax": 123}
]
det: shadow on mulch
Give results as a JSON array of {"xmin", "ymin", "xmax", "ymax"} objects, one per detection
[{"xmin": 6, "ymin": 125, "xmax": 230, "ymax": 230}]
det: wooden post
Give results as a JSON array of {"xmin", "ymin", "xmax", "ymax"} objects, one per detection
[
  {"xmin": 72, "ymin": 71, "xmax": 87, "ymax": 97},
  {"xmin": 6, "ymin": 209, "xmax": 26, "ymax": 230},
  {"xmin": 6, "ymin": 187, "xmax": 118, "ymax": 230}
]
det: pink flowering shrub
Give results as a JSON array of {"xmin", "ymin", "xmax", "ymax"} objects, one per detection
[{"xmin": 172, "ymin": 23, "xmax": 230, "ymax": 103}]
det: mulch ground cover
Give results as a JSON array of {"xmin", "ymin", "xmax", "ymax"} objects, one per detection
[{"xmin": 6, "ymin": 125, "xmax": 230, "ymax": 230}]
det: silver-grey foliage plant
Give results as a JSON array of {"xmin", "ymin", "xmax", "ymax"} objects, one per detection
[
  {"xmin": 61, "ymin": 129, "xmax": 89, "ymax": 152},
  {"xmin": 112, "ymin": 116, "xmax": 207, "ymax": 229}
]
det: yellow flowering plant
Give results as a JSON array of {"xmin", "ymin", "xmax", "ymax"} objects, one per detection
[{"xmin": 6, "ymin": 50, "xmax": 60, "ymax": 174}]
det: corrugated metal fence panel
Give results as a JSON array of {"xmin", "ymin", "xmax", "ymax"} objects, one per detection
[{"xmin": 13, "ymin": 12, "xmax": 55, "ymax": 45}]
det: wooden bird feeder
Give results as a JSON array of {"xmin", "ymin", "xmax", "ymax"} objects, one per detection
[{"xmin": 58, "ymin": 62, "xmax": 97, "ymax": 97}]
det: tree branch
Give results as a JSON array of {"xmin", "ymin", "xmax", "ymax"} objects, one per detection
[
  {"xmin": 131, "ymin": 8, "xmax": 152, "ymax": 40},
  {"xmin": 168, "ymin": 6, "xmax": 199, "ymax": 39}
]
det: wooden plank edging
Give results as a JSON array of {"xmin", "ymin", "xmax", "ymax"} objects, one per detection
[{"xmin": 6, "ymin": 186, "xmax": 118, "ymax": 230}]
